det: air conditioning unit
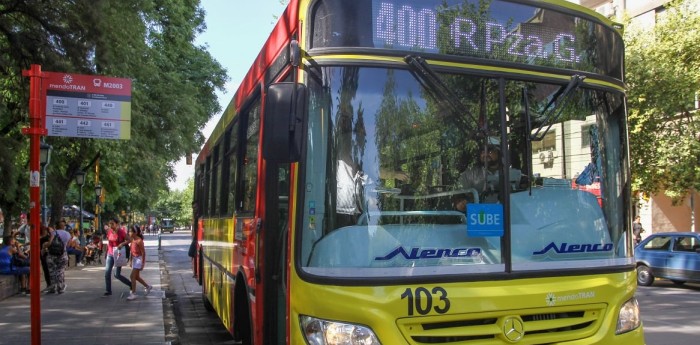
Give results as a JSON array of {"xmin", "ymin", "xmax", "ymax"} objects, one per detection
[{"xmin": 539, "ymin": 150, "xmax": 555, "ymax": 164}]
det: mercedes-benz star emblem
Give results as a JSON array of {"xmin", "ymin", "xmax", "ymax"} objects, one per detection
[{"xmin": 503, "ymin": 317, "xmax": 525, "ymax": 342}]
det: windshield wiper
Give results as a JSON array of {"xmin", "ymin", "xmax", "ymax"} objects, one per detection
[
  {"xmin": 522, "ymin": 86, "xmax": 537, "ymax": 196},
  {"xmin": 530, "ymin": 74, "xmax": 586, "ymax": 141},
  {"xmin": 404, "ymin": 55, "xmax": 481, "ymax": 133}
]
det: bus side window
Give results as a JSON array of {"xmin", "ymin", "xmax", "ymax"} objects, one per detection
[
  {"xmin": 226, "ymin": 121, "xmax": 239, "ymax": 216},
  {"xmin": 240, "ymin": 98, "xmax": 261, "ymax": 213}
]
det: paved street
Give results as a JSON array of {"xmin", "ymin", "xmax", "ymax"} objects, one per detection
[
  {"xmin": 637, "ymin": 280, "xmax": 700, "ymax": 345},
  {"xmin": 157, "ymin": 231, "xmax": 235, "ymax": 345}
]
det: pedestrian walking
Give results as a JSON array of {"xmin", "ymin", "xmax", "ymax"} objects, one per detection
[
  {"xmin": 44, "ymin": 223, "xmax": 71, "ymax": 294},
  {"xmin": 103, "ymin": 217, "xmax": 131, "ymax": 296},
  {"xmin": 39, "ymin": 226, "xmax": 53, "ymax": 292},
  {"xmin": 633, "ymin": 216, "xmax": 645, "ymax": 246},
  {"xmin": 127, "ymin": 225, "xmax": 152, "ymax": 300}
]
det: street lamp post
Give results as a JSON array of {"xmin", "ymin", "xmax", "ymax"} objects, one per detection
[
  {"xmin": 75, "ymin": 171, "xmax": 86, "ymax": 246},
  {"xmin": 95, "ymin": 183, "xmax": 103, "ymax": 234},
  {"xmin": 39, "ymin": 141, "xmax": 52, "ymax": 226}
]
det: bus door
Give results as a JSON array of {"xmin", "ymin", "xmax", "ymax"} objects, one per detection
[
  {"xmin": 260, "ymin": 81, "xmax": 304, "ymax": 344},
  {"xmin": 261, "ymin": 162, "xmax": 291, "ymax": 344}
]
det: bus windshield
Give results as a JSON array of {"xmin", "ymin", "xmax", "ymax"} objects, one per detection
[{"xmin": 300, "ymin": 66, "xmax": 631, "ymax": 278}]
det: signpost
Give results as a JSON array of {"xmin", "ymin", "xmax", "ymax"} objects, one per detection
[
  {"xmin": 22, "ymin": 65, "xmax": 131, "ymax": 344},
  {"xmin": 43, "ymin": 72, "xmax": 132, "ymax": 140},
  {"xmin": 21, "ymin": 64, "xmax": 47, "ymax": 345}
]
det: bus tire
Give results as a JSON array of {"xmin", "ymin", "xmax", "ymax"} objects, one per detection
[{"xmin": 233, "ymin": 274, "xmax": 253, "ymax": 345}]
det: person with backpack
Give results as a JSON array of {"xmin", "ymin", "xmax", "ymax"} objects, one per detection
[
  {"xmin": 43, "ymin": 223, "xmax": 71, "ymax": 294},
  {"xmin": 103, "ymin": 217, "xmax": 131, "ymax": 297}
]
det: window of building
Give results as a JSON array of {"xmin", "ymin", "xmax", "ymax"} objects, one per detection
[{"xmin": 532, "ymin": 131, "xmax": 556, "ymax": 152}]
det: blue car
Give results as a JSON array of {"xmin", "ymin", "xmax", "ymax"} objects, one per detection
[{"xmin": 635, "ymin": 232, "xmax": 700, "ymax": 286}]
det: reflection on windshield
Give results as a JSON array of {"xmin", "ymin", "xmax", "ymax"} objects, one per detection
[{"xmin": 300, "ymin": 66, "xmax": 629, "ymax": 278}]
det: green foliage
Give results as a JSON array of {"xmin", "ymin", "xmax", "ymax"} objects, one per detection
[
  {"xmin": 625, "ymin": 0, "xmax": 700, "ymax": 204},
  {"xmin": 0, "ymin": 0, "xmax": 226, "ymax": 225},
  {"xmin": 152, "ymin": 178, "xmax": 194, "ymax": 226}
]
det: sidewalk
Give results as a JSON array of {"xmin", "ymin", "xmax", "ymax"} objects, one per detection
[{"xmin": 0, "ymin": 238, "xmax": 165, "ymax": 345}]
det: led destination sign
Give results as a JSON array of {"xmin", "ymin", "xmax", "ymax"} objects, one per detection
[
  {"xmin": 374, "ymin": 1, "xmax": 581, "ymax": 65},
  {"xmin": 309, "ymin": 0, "xmax": 623, "ymax": 79}
]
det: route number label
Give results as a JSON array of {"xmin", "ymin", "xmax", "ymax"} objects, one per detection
[{"xmin": 401, "ymin": 287, "xmax": 450, "ymax": 316}]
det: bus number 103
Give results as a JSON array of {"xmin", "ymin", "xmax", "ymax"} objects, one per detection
[{"xmin": 401, "ymin": 287, "xmax": 451, "ymax": 316}]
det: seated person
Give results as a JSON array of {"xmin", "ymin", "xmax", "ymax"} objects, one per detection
[
  {"xmin": 0, "ymin": 235, "xmax": 30, "ymax": 295},
  {"xmin": 451, "ymin": 193, "xmax": 468, "ymax": 213},
  {"xmin": 85, "ymin": 240, "xmax": 97, "ymax": 259},
  {"xmin": 67, "ymin": 229, "xmax": 85, "ymax": 266}
]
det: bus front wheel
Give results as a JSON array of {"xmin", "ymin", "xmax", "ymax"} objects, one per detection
[{"xmin": 233, "ymin": 277, "xmax": 252, "ymax": 345}]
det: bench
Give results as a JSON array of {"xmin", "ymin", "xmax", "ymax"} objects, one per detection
[{"xmin": 0, "ymin": 275, "xmax": 19, "ymax": 302}]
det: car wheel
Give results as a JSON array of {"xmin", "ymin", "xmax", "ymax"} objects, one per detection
[
  {"xmin": 636, "ymin": 265, "xmax": 654, "ymax": 286},
  {"xmin": 671, "ymin": 280, "xmax": 686, "ymax": 286}
]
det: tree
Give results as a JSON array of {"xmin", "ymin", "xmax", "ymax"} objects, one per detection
[
  {"xmin": 152, "ymin": 177, "xmax": 193, "ymax": 227},
  {"xmin": 625, "ymin": 0, "xmax": 700, "ymax": 204},
  {"xmin": 0, "ymin": 0, "xmax": 227, "ymax": 232}
]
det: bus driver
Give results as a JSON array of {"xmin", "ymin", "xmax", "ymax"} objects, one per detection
[{"xmin": 457, "ymin": 144, "xmax": 523, "ymax": 203}]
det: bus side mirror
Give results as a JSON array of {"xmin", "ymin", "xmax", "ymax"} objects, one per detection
[{"xmin": 263, "ymin": 82, "xmax": 306, "ymax": 163}]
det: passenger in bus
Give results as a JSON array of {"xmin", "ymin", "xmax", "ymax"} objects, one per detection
[
  {"xmin": 336, "ymin": 159, "xmax": 367, "ymax": 227},
  {"xmin": 451, "ymin": 193, "xmax": 468, "ymax": 212}
]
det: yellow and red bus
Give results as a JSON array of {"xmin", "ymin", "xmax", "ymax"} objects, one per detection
[{"xmin": 192, "ymin": 0, "xmax": 644, "ymax": 344}]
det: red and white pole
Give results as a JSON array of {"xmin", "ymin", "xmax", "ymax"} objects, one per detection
[{"xmin": 22, "ymin": 63, "xmax": 47, "ymax": 345}]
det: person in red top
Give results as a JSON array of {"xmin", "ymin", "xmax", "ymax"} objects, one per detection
[
  {"xmin": 103, "ymin": 217, "xmax": 131, "ymax": 296},
  {"xmin": 126, "ymin": 225, "xmax": 153, "ymax": 300}
]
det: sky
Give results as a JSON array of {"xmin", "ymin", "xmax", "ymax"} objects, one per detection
[{"xmin": 168, "ymin": 0, "xmax": 287, "ymax": 190}]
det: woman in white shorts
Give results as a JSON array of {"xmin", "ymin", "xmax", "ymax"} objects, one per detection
[{"xmin": 126, "ymin": 225, "xmax": 153, "ymax": 300}]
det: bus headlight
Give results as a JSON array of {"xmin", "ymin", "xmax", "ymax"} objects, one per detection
[
  {"xmin": 616, "ymin": 297, "xmax": 641, "ymax": 334},
  {"xmin": 300, "ymin": 315, "xmax": 381, "ymax": 345}
]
